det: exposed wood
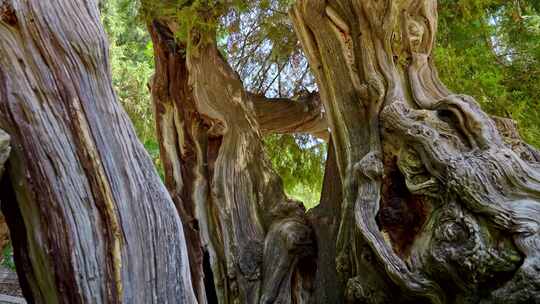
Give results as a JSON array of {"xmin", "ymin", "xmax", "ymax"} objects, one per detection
[
  {"xmin": 0, "ymin": 1, "xmax": 195, "ymax": 303},
  {"xmin": 250, "ymin": 92, "xmax": 328, "ymax": 140},
  {"xmin": 148, "ymin": 14, "xmax": 317, "ymax": 303},
  {"xmin": 188, "ymin": 26, "xmax": 317, "ymax": 304},
  {"xmin": 292, "ymin": 0, "xmax": 540, "ymax": 303},
  {"xmin": 148, "ymin": 20, "xmax": 213, "ymax": 304},
  {"xmin": 1, "ymin": 1, "xmax": 538, "ymax": 303}
]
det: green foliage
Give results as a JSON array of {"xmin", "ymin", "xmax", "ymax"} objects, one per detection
[
  {"xmin": 139, "ymin": 1, "xmax": 231, "ymax": 43},
  {"xmin": 220, "ymin": 0, "xmax": 314, "ymax": 96},
  {"xmin": 218, "ymin": 2, "xmax": 325, "ymax": 207},
  {"xmin": 437, "ymin": 0, "xmax": 540, "ymax": 146},
  {"xmin": 101, "ymin": 0, "xmax": 162, "ymax": 168},
  {"xmin": 264, "ymin": 135, "xmax": 326, "ymax": 208},
  {"xmin": 1, "ymin": 243, "xmax": 15, "ymax": 271}
]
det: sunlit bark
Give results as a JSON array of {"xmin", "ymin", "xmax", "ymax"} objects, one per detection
[
  {"xmin": 292, "ymin": 0, "xmax": 540, "ymax": 302},
  {"xmin": 148, "ymin": 15, "xmax": 317, "ymax": 303},
  {"xmin": 0, "ymin": 1, "xmax": 195, "ymax": 303}
]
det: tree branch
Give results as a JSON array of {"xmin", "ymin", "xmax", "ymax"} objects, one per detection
[{"xmin": 249, "ymin": 92, "xmax": 328, "ymax": 140}]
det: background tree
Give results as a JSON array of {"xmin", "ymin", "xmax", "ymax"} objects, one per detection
[{"xmin": 436, "ymin": 0, "xmax": 540, "ymax": 146}]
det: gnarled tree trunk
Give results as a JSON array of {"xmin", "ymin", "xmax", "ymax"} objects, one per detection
[
  {"xmin": 292, "ymin": 0, "xmax": 540, "ymax": 303},
  {"xmin": 148, "ymin": 16, "xmax": 322, "ymax": 304},
  {"xmin": 2, "ymin": 0, "xmax": 539, "ymax": 303},
  {"xmin": 0, "ymin": 1, "xmax": 195, "ymax": 303},
  {"xmin": 144, "ymin": 0, "xmax": 540, "ymax": 303}
]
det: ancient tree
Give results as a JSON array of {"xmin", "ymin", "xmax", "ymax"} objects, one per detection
[
  {"xmin": 0, "ymin": 1, "xmax": 195, "ymax": 303},
  {"xmin": 147, "ymin": 13, "xmax": 323, "ymax": 302},
  {"xmin": 146, "ymin": 0, "xmax": 540, "ymax": 303},
  {"xmin": 291, "ymin": 0, "xmax": 540, "ymax": 303},
  {"xmin": 0, "ymin": 0, "xmax": 539, "ymax": 303}
]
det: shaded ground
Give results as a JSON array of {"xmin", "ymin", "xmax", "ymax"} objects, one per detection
[{"xmin": 0, "ymin": 266, "xmax": 22, "ymax": 298}]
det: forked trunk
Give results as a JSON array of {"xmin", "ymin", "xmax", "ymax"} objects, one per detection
[
  {"xmin": 148, "ymin": 18, "xmax": 319, "ymax": 304},
  {"xmin": 0, "ymin": 1, "xmax": 195, "ymax": 303},
  {"xmin": 2, "ymin": 0, "xmax": 539, "ymax": 303}
]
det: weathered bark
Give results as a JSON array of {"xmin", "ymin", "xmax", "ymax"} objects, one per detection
[
  {"xmin": 292, "ymin": 0, "xmax": 540, "ymax": 303},
  {"xmin": 148, "ymin": 21, "xmax": 215, "ymax": 304},
  {"xmin": 0, "ymin": 130, "xmax": 8, "ymax": 179},
  {"xmin": 250, "ymin": 92, "xmax": 328, "ymax": 140},
  {"xmin": 0, "ymin": 1, "xmax": 195, "ymax": 303},
  {"xmin": 0, "ymin": 130, "xmax": 10, "ymax": 253},
  {"xmin": 148, "ymin": 15, "xmax": 317, "ymax": 303},
  {"xmin": 306, "ymin": 138, "xmax": 345, "ymax": 303}
]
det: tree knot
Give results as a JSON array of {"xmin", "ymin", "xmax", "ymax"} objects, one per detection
[
  {"xmin": 354, "ymin": 151, "xmax": 383, "ymax": 180},
  {"xmin": 238, "ymin": 240, "xmax": 263, "ymax": 281},
  {"xmin": 0, "ymin": 1, "xmax": 17, "ymax": 26}
]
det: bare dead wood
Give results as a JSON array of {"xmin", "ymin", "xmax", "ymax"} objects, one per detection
[
  {"xmin": 250, "ymin": 92, "xmax": 328, "ymax": 140},
  {"xmin": 148, "ymin": 20, "xmax": 214, "ymax": 304},
  {"xmin": 148, "ymin": 14, "xmax": 318, "ymax": 302},
  {"xmin": 0, "ymin": 1, "xmax": 196, "ymax": 303},
  {"xmin": 189, "ymin": 27, "xmax": 317, "ymax": 304},
  {"xmin": 292, "ymin": 0, "xmax": 540, "ymax": 303}
]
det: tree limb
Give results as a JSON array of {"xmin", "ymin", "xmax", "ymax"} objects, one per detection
[{"xmin": 249, "ymin": 92, "xmax": 328, "ymax": 140}]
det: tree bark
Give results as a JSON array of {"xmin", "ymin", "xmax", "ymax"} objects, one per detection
[
  {"xmin": 148, "ymin": 16, "xmax": 318, "ymax": 303},
  {"xmin": 0, "ymin": 130, "xmax": 10, "ymax": 253},
  {"xmin": 4, "ymin": 0, "xmax": 537, "ymax": 303},
  {"xmin": 0, "ymin": 130, "xmax": 8, "ymax": 179},
  {"xmin": 306, "ymin": 138, "xmax": 345, "ymax": 303},
  {"xmin": 188, "ymin": 35, "xmax": 317, "ymax": 302},
  {"xmin": 292, "ymin": 0, "xmax": 540, "ymax": 303},
  {"xmin": 148, "ymin": 21, "xmax": 214, "ymax": 304},
  {"xmin": 0, "ymin": 1, "xmax": 195, "ymax": 303},
  {"xmin": 250, "ymin": 92, "xmax": 328, "ymax": 140}
]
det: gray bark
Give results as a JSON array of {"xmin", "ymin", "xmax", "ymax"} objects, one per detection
[
  {"xmin": 2, "ymin": 0, "xmax": 537, "ymax": 303},
  {"xmin": 147, "ymin": 1, "xmax": 540, "ymax": 303},
  {"xmin": 0, "ymin": 1, "xmax": 195, "ymax": 303},
  {"xmin": 0, "ymin": 129, "xmax": 8, "ymax": 180},
  {"xmin": 292, "ymin": 0, "xmax": 540, "ymax": 303}
]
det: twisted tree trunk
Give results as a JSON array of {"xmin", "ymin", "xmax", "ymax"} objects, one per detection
[
  {"xmin": 291, "ymin": 0, "xmax": 540, "ymax": 303},
  {"xmin": 144, "ymin": 0, "xmax": 540, "ymax": 303},
  {"xmin": 1, "ymin": 0, "xmax": 539, "ymax": 303},
  {"xmin": 148, "ymin": 18, "xmax": 320, "ymax": 304},
  {"xmin": 0, "ymin": 1, "xmax": 195, "ymax": 303}
]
